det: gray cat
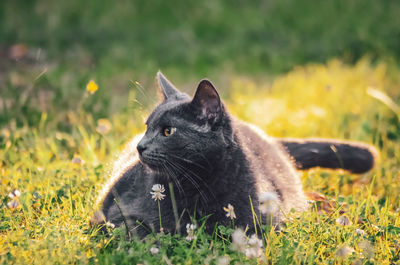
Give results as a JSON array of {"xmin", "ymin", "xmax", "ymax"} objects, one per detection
[{"xmin": 91, "ymin": 72, "xmax": 377, "ymax": 237}]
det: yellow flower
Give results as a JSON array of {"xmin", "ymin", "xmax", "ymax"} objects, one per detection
[{"xmin": 86, "ymin": 80, "xmax": 98, "ymax": 94}]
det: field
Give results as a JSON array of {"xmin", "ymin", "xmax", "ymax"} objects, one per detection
[{"xmin": 1, "ymin": 0, "xmax": 400, "ymax": 264}]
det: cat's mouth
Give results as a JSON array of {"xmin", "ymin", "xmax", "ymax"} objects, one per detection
[{"xmin": 138, "ymin": 153, "xmax": 164, "ymax": 170}]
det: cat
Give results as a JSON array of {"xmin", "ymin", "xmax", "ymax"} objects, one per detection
[{"xmin": 91, "ymin": 71, "xmax": 378, "ymax": 238}]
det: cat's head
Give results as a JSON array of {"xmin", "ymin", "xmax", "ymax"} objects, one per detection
[{"xmin": 137, "ymin": 72, "xmax": 233, "ymax": 177}]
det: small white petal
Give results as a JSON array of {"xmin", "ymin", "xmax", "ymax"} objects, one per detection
[
  {"xmin": 150, "ymin": 184, "xmax": 166, "ymax": 201},
  {"xmin": 150, "ymin": 247, "xmax": 159, "ymax": 255},
  {"xmin": 216, "ymin": 256, "xmax": 230, "ymax": 265},
  {"xmin": 248, "ymin": 234, "xmax": 263, "ymax": 248},
  {"xmin": 8, "ymin": 190, "xmax": 21, "ymax": 199},
  {"xmin": 359, "ymin": 240, "xmax": 375, "ymax": 259},
  {"xmin": 186, "ymin": 223, "xmax": 197, "ymax": 241},
  {"xmin": 245, "ymin": 247, "xmax": 263, "ymax": 258},
  {"xmin": 71, "ymin": 156, "xmax": 85, "ymax": 165},
  {"xmin": 151, "ymin": 184, "xmax": 165, "ymax": 193},
  {"xmin": 223, "ymin": 203, "xmax": 236, "ymax": 219},
  {"xmin": 336, "ymin": 245, "xmax": 354, "ymax": 258},
  {"xmin": 336, "ymin": 216, "xmax": 352, "ymax": 226},
  {"xmin": 106, "ymin": 222, "xmax": 115, "ymax": 229},
  {"xmin": 371, "ymin": 224, "xmax": 382, "ymax": 231},
  {"xmin": 356, "ymin": 228, "xmax": 366, "ymax": 236},
  {"xmin": 186, "ymin": 235, "xmax": 196, "ymax": 241},
  {"xmin": 7, "ymin": 199, "xmax": 19, "ymax": 209},
  {"xmin": 231, "ymin": 228, "xmax": 247, "ymax": 252}
]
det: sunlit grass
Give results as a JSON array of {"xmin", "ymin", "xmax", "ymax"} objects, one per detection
[{"xmin": 1, "ymin": 59, "xmax": 399, "ymax": 264}]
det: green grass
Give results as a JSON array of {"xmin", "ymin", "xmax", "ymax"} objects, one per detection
[
  {"xmin": 1, "ymin": 58, "xmax": 400, "ymax": 264},
  {"xmin": 2, "ymin": 0, "xmax": 400, "ymax": 74}
]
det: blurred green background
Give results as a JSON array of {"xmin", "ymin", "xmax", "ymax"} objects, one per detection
[{"xmin": 1, "ymin": 0, "xmax": 400, "ymax": 127}]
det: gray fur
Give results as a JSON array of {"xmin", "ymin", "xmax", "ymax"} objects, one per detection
[{"xmin": 92, "ymin": 72, "xmax": 377, "ymax": 237}]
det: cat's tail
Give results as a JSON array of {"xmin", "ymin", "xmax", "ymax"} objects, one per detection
[{"xmin": 279, "ymin": 138, "xmax": 379, "ymax": 174}]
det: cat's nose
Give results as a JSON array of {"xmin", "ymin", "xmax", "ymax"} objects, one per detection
[{"xmin": 137, "ymin": 142, "xmax": 147, "ymax": 155}]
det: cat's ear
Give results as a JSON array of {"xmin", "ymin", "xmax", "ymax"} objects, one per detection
[
  {"xmin": 157, "ymin": 71, "xmax": 180, "ymax": 99},
  {"xmin": 190, "ymin": 79, "xmax": 222, "ymax": 122}
]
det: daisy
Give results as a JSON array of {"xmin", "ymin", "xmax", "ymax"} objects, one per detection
[
  {"xmin": 150, "ymin": 247, "xmax": 159, "ymax": 255},
  {"xmin": 150, "ymin": 184, "xmax": 166, "ymax": 201},
  {"xmin": 336, "ymin": 245, "xmax": 354, "ymax": 258},
  {"xmin": 245, "ymin": 234, "xmax": 263, "ymax": 258},
  {"xmin": 355, "ymin": 228, "xmax": 366, "ymax": 236},
  {"xmin": 8, "ymin": 189, "xmax": 21, "ymax": 199},
  {"xmin": 231, "ymin": 228, "xmax": 246, "ymax": 252},
  {"xmin": 336, "ymin": 215, "xmax": 352, "ymax": 226},
  {"xmin": 105, "ymin": 222, "xmax": 115, "ymax": 229},
  {"xmin": 7, "ymin": 199, "xmax": 19, "ymax": 209},
  {"xmin": 185, "ymin": 223, "xmax": 197, "ymax": 241},
  {"xmin": 223, "ymin": 203, "xmax": 236, "ymax": 219}
]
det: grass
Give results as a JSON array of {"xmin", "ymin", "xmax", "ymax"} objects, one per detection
[
  {"xmin": 2, "ymin": 0, "xmax": 400, "ymax": 74},
  {"xmin": 1, "ymin": 58, "xmax": 400, "ymax": 264}
]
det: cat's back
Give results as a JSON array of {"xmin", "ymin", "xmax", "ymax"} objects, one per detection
[{"xmin": 233, "ymin": 119, "xmax": 308, "ymax": 213}]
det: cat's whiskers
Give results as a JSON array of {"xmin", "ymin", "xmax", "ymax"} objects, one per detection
[
  {"xmin": 147, "ymin": 153, "xmax": 187, "ymax": 200},
  {"xmin": 150, "ymin": 148, "xmax": 216, "ymax": 204},
  {"xmin": 168, "ymin": 153, "xmax": 210, "ymax": 172},
  {"xmin": 163, "ymin": 159, "xmax": 204, "ymax": 197},
  {"xmin": 160, "ymin": 162, "xmax": 185, "ymax": 199},
  {"xmin": 167, "ymin": 155, "xmax": 217, "ymax": 202},
  {"xmin": 164, "ymin": 159, "xmax": 211, "ymax": 205}
]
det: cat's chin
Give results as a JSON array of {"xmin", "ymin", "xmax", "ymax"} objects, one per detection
[{"xmin": 139, "ymin": 158, "xmax": 164, "ymax": 172}]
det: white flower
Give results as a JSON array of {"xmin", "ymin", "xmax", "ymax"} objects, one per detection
[
  {"xmin": 248, "ymin": 234, "xmax": 263, "ymax": 248},
  {"xmin": 259, "ymin": 192, "xmax": 279, "ymax": 214},
  {"xmin": 150, "ymin": 247, "xmax": 159, "ymax": 255},
  {"xmin": 245, "ymin": 234, "xmax": 264, "ymax": 258},
  {"xmin": 105, "ymin": 222, "xmax": 115, "ymax": 229},
  {"xmin": 232, "ymin": 230, "xmax": 264, "ymax": 259},
  {"xmin": 356, "ymin": 228, "xmax": 366, "ymax": 236},
  {"xmin": 336, "ymin": 216, "xmax": 352, "ymax": 226},
  {"xmin": 71, "ymin": 156, "xmax": 85, "ymax": 165},
  {"xmin": 371, "ymin": 224, "xmax": 382, "ymax": 232},
  {"xmin": 96, "ymin": 119, "xmax": 112, "ymax": 134},
  {"xmin": 216, "ymin": 256, "xmax": 230, "ymax": 265},
  {"xmin": 186, "ymin": 223, "xmax": 197, "ymax": 241},
  {"xmin": 150, "ymin": 184, "xmax": 166, "ymax": 201},
  {"xmin": 231, "ymin": 228, "xmax": 247, "ymax": 252},
  {"xmin": 359, "ymin": 240, "xmax": 375, "ymax": 259},
  {"xmin": 7, "ymin": 199, "xmax": 19, "ymax": 209},
  {"xmin": 336, "ymin": 245, "xmax": 355, "ymax": 258},
  {"xmin": 8, "ymin": 190, "xmax": 21, "ymax": 199},
  {"xmin": 223, "ymin": 203, "xmax": 236, "ymax": 219},
  {"xmin": 245, "ymin": 248, "xmax": 263, "ymax": 259}
]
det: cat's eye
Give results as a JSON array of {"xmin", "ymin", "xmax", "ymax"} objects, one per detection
[{"xmin": 163, "ymin": 126, "xmax": 176, "ymax": 137}]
